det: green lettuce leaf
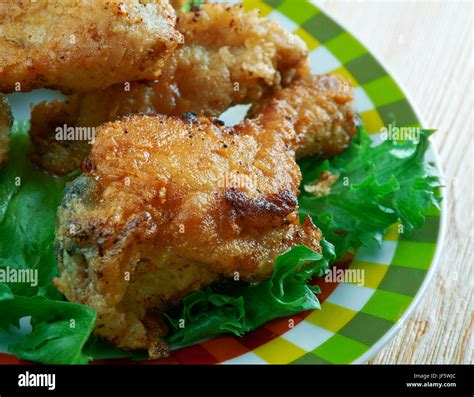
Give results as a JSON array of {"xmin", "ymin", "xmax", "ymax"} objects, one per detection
[
  {"xmin": 82, "ymin": 335, "xmax": 147, "ymax": 361},
  {"xmin": 0, "ymin": 121, "xmax": 76, "ymax": 298},
  {"xmin": 298, "ymin": 127, "xmax": 441, "ymax": 258},
  {"xmin": 165, "ymin": 241, "xmax": 334, "ymax": 348},
  {"xmin": 0, "ymin": 286, "xmax": 95, "ymax": 364},
  {"xmin": 0, "ymin": 122, "xmax": 94, "ymax": 364}
]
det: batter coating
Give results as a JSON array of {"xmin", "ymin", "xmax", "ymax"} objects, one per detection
[
  {"xmin": 29, "ymin": 3, "xmax": 308, "ymax": 175},
  {"xmin": 0, "ymin": 0, "xmax": 182, "ymax": 93}
]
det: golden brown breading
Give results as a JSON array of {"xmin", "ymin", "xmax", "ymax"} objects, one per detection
[
  {"xmin": 0, "ymin": 95, "xmax": 12, "ymax": 165},
  {"xmin": 29, "ymin": 3, "xmax": 308, "ymax": 175},
  {"xmin": 250, "ymin": 74, "xmax": 360, "ymax": 158},
  {"xmin": 54, "ymin": 75, "xmax": 353, "ymax": 357},
  {"xmin": 0, "ymin": 0, "xmax": 182, "ymax": 93},
  {"xmin": 29, "ymin": 99, "xmax": 90, "ymax": 175},
  {"xmin": 153, "ymin": 3, "xmax": 308, "ymax": 115}
]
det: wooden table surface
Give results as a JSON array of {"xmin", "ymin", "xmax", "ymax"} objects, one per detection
[{"xmin": 317, "ymin": 0, "xmax": 473, "ymax": 364}]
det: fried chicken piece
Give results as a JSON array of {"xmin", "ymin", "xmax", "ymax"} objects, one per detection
[
  {"xmin": 29, "ymin": 3, "xmax": 308, "ymax": 175},
  {"xmin": 0, "ymin": 95, "xmax": 13, "ymax": 165},
  {"xmin": 54, "ymin": 73, "xmax": 358, "ymax": 357},
  {"xmin": 152, "ymin": 3, "xmax": 308, "ymax": 115},
  {"xmin": 0, "ymin": 0, "xmax": 182, "ymax": 93},
  {"xmin": 29, "ymin": 99, "xmax": 91, "ymax": 175},
  {"xmin": 250, "ymin": 74, "xmax": 360, "ymax": 158}
]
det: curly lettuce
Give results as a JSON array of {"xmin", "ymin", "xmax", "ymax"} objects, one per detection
[
  {"xmin": 298, "ymin": 127, "xmax": 441, "ymax": 258},
  {"xmin": 0, "ymin": 122, "xmax": 93, "ymax": 364},
  {"xmin": 166, "ymin": 242, "xmax": 334, "ymax": 348}
]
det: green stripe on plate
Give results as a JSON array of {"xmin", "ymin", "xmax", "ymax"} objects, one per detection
[
  {"xmin": 338, "ymin": 312, "xmax": 394, "ymax": 346},
  {"xmin": 361, "ymin": 289, "xmax": 413, "ymax": 322},
  {"xmin": 379, "ymin": 265, "xmax": 428, "ymax": 296},
  {"xmin": 302, "ymin": 12, "xmax": 344, "ymax": 43},
  {"xmin": 276, "ymin": 0, "xmax": 318, "ymax": 24},
  {"xmin": 345, "ymin": 53, "xmax": 387, "ymax": 84},
  {"xmin": 391, "ymin": 241, "xmax": 437, "ymax": 270},
  {"xmin": 400, "ymin": 216, "xmax": 440, "ymax": 243},
  {"xmin": 262, "ymin": 0, "xmax": 284, "ymax": 8},
  {"xmin": 325, "ymin": 32, "xmax": 367, "ymax": 64},
  {"xmin": 312, "ymin": 334, "xmax": 369, "ymax": 364},
  {"xmin": 292, "ymin": 352, "xmax": 331, "ymax": 365},
  {"xmin": 362, "ymin": 75, "xmax": 406, "ymax": 107},
  {"xmin": 377, "ymin": 99, "xmax": 419, "ymax": 126}
]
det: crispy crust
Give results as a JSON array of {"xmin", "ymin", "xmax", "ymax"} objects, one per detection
[
  {"xmin": 29, "ymin": 98, "xmax": 90, "ymax": 175},
  {"xmin": 28, "ymin": 3, "xmax": 308, "ymax": 175},
  {"xmin": 0, "ymin": 0, "xmax": 182, "ymax": 93},
  {"xmin": 250, "ymin": 73, "xmax": 360, "ymax": 158}
]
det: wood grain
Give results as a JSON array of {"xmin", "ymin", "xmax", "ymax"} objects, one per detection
[{"xmin": 316, "ymin": 0, "xmax": 473, "ymax": 364}]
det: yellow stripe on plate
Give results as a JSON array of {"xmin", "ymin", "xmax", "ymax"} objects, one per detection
[
  {"xmin": 306, "ymin": 301, "xmax": 357, "ymax": 333},
  {"xmin": 253, "ymin": 337, "xmax": 306, "ymax": 364}
]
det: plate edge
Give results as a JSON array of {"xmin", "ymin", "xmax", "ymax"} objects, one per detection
[{"xmin": 313, "ymin": 0, "xmax": 448, "ymax": 365}]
